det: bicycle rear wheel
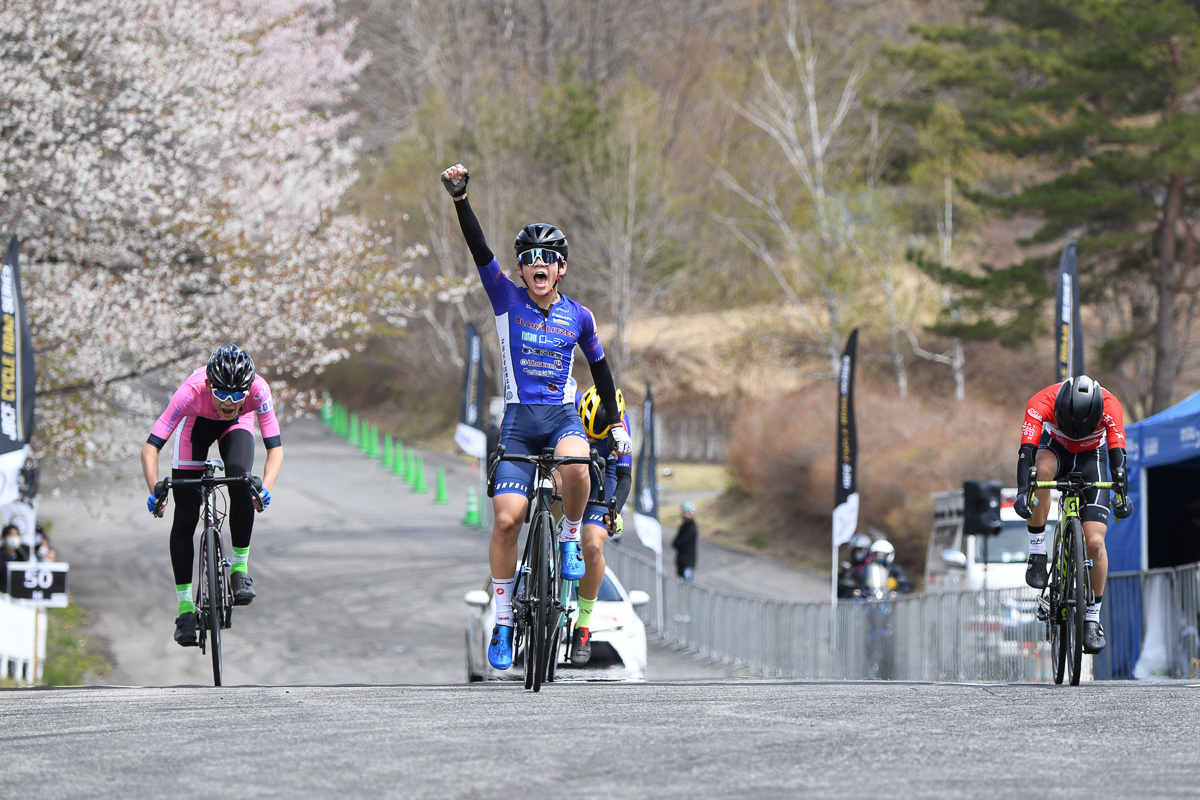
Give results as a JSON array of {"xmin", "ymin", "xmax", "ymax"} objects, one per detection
[
  {"xmin": 204, "ymin": 525, "xmax": 223, "ymax": 686},
  {"xmin": 1068, "ymin": 518, "xmax": 1087, "ymax": 686}
]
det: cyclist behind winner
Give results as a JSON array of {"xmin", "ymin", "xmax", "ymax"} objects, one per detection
[
  {"xmin": 570, "ymin": 385, "xmax": 633, "ymax": 666},
  {"xmin": 441, "ymin": 163, "xmax": 632, "ymax": 672},
  {"xmin": 1013, "ymin": 374, "xmax": 1132, "ymax": 654},
  {"xmin": 140, "ymin": 344, "xmax": 283, "ymax": 647}
]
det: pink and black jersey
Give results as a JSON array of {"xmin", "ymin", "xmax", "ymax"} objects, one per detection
[{"xmin": 147, "ymin": 368, "xmax": 281, "ymax": 469}]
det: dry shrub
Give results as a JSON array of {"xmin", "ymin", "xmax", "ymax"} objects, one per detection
[{"xmin": 726, "ymin": 382, "xmax": 1018, "ymax": 577}]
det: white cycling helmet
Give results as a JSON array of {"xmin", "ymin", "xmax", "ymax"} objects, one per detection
[{"xmin": 869, "ymin": 539, "xmax": 895, "ymax": 567}]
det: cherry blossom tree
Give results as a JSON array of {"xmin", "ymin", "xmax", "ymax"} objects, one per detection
[{"xmin": 1, "ymin": 0, "xmax": 407, "ymax": 467}]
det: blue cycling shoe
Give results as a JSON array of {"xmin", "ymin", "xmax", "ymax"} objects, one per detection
[
  {"xmin": 560, "ymin": 541, "xmax": 586, "ymax": 581},
  {"xmin": 488, "ymin": 625, "xmax": 514, "ymax": 670}
]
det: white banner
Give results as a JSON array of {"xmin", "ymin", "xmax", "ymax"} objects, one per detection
[
  {"xmin": 454, "ymin": 422, "xmax": 488, "ymax": 460},
  {"xmin": 1, "ymin": 497, "xmax": 37, "ymax": 548},
  {"xmin": 832, "ymin": 492, "xmax": 859, "ymax": 548},
  {"xmin": 634, "ymin": 512, "xmax": 662, "ymax": 556},
  {"xmin": 0, "ymin": 445, "xmax": 28, "ymax": 509}
]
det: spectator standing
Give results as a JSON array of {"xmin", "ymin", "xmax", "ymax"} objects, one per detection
[
  {"xmin": 673, "ymin": 502, "xmax": 698, "ymax": 581},
  {"xmin": 1, "ymin": 524, "xmax": 30, "ymax": 593}
]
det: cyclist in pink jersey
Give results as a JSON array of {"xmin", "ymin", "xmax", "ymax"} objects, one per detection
[{"xmin": 140, "ymin": 344, "xmax": 283, "ymax": 647}]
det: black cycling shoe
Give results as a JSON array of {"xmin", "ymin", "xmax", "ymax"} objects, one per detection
[
  {"xmin": 231, "ymin": 572, "xmax": 256, "ymax": 605},
  {"xmin": 570, "ymin": 627, "xmax": 592, "ymax": 666},
  {"xmin": 1083, "ymin": 621, "xmax": 1107, "ymax": 654},
  {"xmin": 1025, "ymin": 553, "xmax": 1048, "ymax": 589},
  {"xmin": 174, "ymin": 612, "xmax": 198, "ymax": 647}
]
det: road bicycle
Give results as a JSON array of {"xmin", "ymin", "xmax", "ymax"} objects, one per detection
[
  {"xmin": 488, "ymin": 445, "xmax": 603, "ymax": 692},
  {"xmin": 1026, "ymin": 470, "xmax": 1111, "ymax": 686},
  {"xmin": 156, "ymin": 459, "xmax": 264, "ymax": 687},
  {"xmin": 558, "ymin": 497, "xmax": 621, "ymax": 669}
]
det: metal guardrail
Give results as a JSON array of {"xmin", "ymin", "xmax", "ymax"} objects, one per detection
[{"xmin": 608, "ymin": 544, "xmax": 1200, "ymax": 681}]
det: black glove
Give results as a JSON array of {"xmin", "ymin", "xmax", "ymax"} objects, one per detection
[
  {"xmin": 1114, "ymin": 497, "xmax": 1133, "ymax": 520},
  {"xmin": 1013, "ymin": 492, "xmax": 1033, "ymax": 520},
  {"xmin": 1111, "ymin": 466, "xmax": 1132, "ymax": 519},
  {"xmin": 441, "ymin": 169, "xmax": 469, "ymax": 197}
]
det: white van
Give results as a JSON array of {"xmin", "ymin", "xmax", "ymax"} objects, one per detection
[{"xmin": 924, "ymin": 487, "xmax": 1059, "ymax": 592}]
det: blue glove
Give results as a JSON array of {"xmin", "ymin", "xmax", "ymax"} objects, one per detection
[
  {"xmin": 146, "ymin": 493, "xmax": 159, "ymax": 515},
  {"xmin": 259, "ymin": 487, "xmax": 271, "ymax": 509},
  {"xmin": 1013, "ymin": 493, "xmax": 1033, "ymax": 520}
]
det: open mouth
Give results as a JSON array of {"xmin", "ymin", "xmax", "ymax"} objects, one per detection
[{"xmin": 532, "ymin": 268, "xmax": 549, "ymax": 290}]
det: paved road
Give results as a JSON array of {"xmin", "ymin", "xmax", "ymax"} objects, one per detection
[
  {"xmin": 4, "ymin": 680, "xmax": 1198, "ymax": 798},
  {"xmin": 39, "ymin": 417, "xmax": 739, "ymax": 685}
]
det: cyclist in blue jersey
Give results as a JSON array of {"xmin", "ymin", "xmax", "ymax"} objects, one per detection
[
  {"xmin": 570, "ymin": 385, "xmax": 633, "ymax": 665},
  {"xmin": 441, "ymin": 163, "xmax": 632, "ymax": 671}
]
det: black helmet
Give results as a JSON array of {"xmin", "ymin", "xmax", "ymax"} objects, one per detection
[
  {"xmin": 513, "ymin": 223, "xmax": 568, "ymax": 261},
  {"xmin": 207, "ymin": 344, "xmax": 256, "ymax": 392},
  {"xmin": 1054, "ymin": 375, "xmax": 1103, "ymax": 440}
]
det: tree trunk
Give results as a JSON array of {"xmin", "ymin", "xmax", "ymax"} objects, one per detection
[{"xmin": 1151, "ymin": 173, "xmax": 1185, "ymax": 414}]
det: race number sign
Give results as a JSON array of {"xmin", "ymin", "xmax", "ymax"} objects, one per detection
[{"xmin": 7, "ymin": 561, "xmax": 68, "ymax": 607}]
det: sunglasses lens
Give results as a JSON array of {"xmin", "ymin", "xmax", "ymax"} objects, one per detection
[
  {"xmin": 213, "ymin": 388, "xmax": 247, "ymax": 402},
  {"xmin": 519, "ymin": 248, "xmax": 561, "ymax": 266}
]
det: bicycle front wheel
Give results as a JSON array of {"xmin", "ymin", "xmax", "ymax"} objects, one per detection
[
  {"xmin": 204, "ymin": 525, "xmax": 223, "ymax": 686},
  {"xmin": 1068, "ymin": 518, "xmax": 1088, "ymax": 686},
  {"xmin": 530, "ymin": 509, "xmax": 556, "ymax": 692},
  {"xmin": 1048, "ymin": 524, "xmax": 1068, "ymax": 685}
]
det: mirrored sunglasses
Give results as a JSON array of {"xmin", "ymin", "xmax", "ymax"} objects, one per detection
[
  {"xmin": 211, "ymin": 387, "xmax": 249, "ymax": 403},
  {"xmin": 517, "ymin": 248, "xmax": 563, "ymax": 267}
]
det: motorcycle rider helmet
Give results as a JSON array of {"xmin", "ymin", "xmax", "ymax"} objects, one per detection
[
  {"xmin": 849, "ymin": 533, "xmax": 871, "ymax": 564},
  {"xmin": 1054, "ymin": 375, "xmax": 1104, "ymax": 440},
  {"xmin": 577, "ymin": 385, "xmax": 625, "ymax": 439},
  {"xmin": 869, "ymin": 539, "xmax": 895, "ymax": 568},
  {"xmin": 207, "ymin": 344, "xmax": 256, "ymax": 393}
]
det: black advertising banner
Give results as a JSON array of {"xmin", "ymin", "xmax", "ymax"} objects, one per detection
[
  {"xmin": 0, "ymin": 235, "xmax": 35, "ymax": 506},
  {"xmin": 453, "ymin": 322, "xmax": 488, "ymax": 459},
  {"xmin": 832, "ymin": 329, "xmax": 859, "ymax": 548},
  {"xmin": 633, "ymin": 382, "xmax": 661, "ymax": 554},
  {"xmin": 1055, "ymin": 240, "xmax": 1085, "ymax": 382}
]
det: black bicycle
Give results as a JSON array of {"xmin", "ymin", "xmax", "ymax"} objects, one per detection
[
  {"xmin": 488, "ymin": 445, "xmax": 604, "ymax": 691},
  {"xmin": 155, "ymin": 459, "xmax": 263, "ymax": 686},
  {"xmin": 1027, "ymin": 470, "xmax": 1111, "ymax": 686}
]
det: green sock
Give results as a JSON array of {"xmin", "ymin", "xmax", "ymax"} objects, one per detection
[
  {"xmin": 577, "ymin": 596, "xmax": 596, "ymax": 630},
  {"xmin": 176, "ymin": 584, "xmax": 194, "ymax": 614},
  {"xmin": 231, "ymin": 546, "xmax": 250, "ymax": 574}
]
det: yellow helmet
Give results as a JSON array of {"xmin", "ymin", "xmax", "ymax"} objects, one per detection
[{"xmin": 578, "ymin": 386, "xmax": 626, "ymax": 440}]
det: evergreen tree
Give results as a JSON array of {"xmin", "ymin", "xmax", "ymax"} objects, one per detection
[{"xmin": 895, "ymin": 0, "xmax": 1200, "ymax": 413}]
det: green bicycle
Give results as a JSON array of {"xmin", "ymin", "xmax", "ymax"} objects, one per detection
[{"xmin": 1028, "ymin": 470, "xmax": 1111, "ymax": 686}]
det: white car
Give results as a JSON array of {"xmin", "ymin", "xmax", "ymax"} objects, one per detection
[{"xmin": 464, "ymin": 566, "xmax": 649, "ymax": 683}]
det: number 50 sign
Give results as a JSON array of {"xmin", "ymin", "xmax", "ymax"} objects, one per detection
[{"xmin": 7, "ymin": 561, "xmax": 69, "ymax": 607}]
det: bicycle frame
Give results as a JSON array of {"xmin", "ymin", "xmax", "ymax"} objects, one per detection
[
  {"xmin": 161, "ymin": 460, "xmax": 262, "ymax": 687},
  {"xmin": 488, "ymin": 445, "xmax": 604, "ymax": 691},
  {"xmin": 1029, "ymin": 471, "xmax": 1113, "ymax": 686}
]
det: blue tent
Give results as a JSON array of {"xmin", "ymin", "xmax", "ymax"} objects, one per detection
[{"xmin": 1107, "ymin": 388, "xmax": 1200, "ymax": 572}]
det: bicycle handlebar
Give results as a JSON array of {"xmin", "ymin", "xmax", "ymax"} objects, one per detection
[
  {"xmin": 1025, "ymin": 468, "xmax": 1123, "ymax": 509},
  {"xmin": 155, "ymin": 473, "xmax": 265, "ymax": 513},
  {"xmin": 486, "ymin": 445, "xmax": 607, "ymax": 502}
]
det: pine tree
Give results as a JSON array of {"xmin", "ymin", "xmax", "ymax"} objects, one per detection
[{"xmin": 895, "ymin": 0, "xmax": 1200, "ymax": 413}]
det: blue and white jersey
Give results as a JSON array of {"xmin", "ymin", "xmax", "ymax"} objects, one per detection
[{"xmin": 478, "ymin": 257, "xmax": 605, "ymax": 405}]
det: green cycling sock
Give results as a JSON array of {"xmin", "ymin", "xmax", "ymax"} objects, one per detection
[
  {"xmin": 231, "ymin": 546, "xmax": 250, "ymax": 574},
  {"xmin": 577, "ymin": 596, "xmax": 596, "ymax": 629},
  {"xmin": 176, "ymin": 584, "xmax": 195, "ymax": 615}
]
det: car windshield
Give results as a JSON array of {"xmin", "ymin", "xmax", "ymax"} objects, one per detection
[
  {"xmin": 570, "ymin": 574, "xmax": 623, "ymax": 602},
  {"xmin": 975, "ymin": 520, "xmax": 1029, "ymax": 564},
  {"xmin": 512, "ymin": 572, "xmax": 625, "ymax": 602}
]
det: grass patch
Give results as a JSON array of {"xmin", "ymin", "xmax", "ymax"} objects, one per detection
[
  {"xmin": 657, "ymin": 462, "xmax": 730, "ymax": 493},
  {"xmin": 745, "ymin": 533, "xmax": 770, "ymax": 550},
  {"xmin": 42, "ymin": 602, "xmax": 111, "ymax": 686}
]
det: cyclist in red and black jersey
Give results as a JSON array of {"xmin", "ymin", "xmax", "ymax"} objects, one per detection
[{"xmin": 1014, "ymin": 375, "xmax": 1132, "ymax": 654}]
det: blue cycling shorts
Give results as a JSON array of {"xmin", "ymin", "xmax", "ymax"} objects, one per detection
[{"xmin": 493, "ymin": 404, "xmax": 587, "ymax": 498}]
